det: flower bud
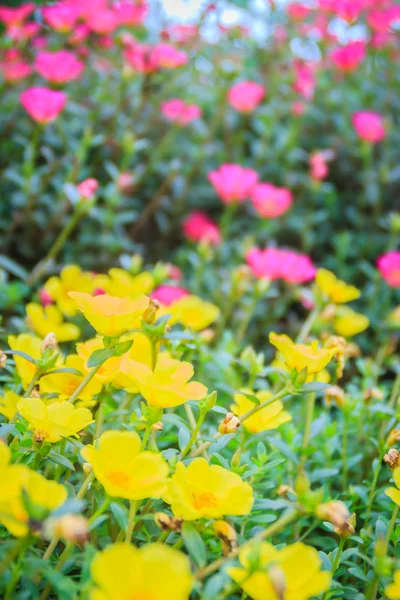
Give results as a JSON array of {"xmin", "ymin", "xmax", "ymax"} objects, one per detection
[
  {"xmin": 384, "ymin": 448, "xmax": 400, "ymax": 470},
  {"xmin": 154, "ymin": 512, "xmax": 183, "ymax": 532},
  {"xmin": 0, "ymin": 352, "xmax": 7, "ymax": 369},
  {"xmin": 316, "ymin": 501, "xmax": 355, "ymax": 537},
  {"xmin": 363, "ymin": 388, "xmax": 384, "ymax": 404},
  {"xmin": 44, "ymin": 514, "xmax": 89, "ymax": 544},
  {"xmin": 277, "ymin": 484, "xmax": 293, "ymax": 498},
  {"xmin": 268, "ymin": 565, "xmax": 286, "ymax": 598},
  {"xmin": 41, "ymin": 332, "xmax": 58, "ymax": 353},
  {"xmin": 324, "ymin": 385, "xmax": 345, "ymax": 409},
  {"xmin": 218, "ymin": 412, "xmax": 240, "ymax": 435},
  {"xmin": 143, "ymin": 299, "xmax": 160, "ymax": 324},
  {"xmin": 214, "ymin": 520, "xmax": 237, "ymax": 556},
  {"xmin": 83, "ymin": 462, "xmax": 92, "ymax": 476},
  {"xmin": 152, "ymin": 421, "xmax": 163, "ymax": 432}
]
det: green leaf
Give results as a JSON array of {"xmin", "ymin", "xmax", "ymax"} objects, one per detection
[
  {"xmin": 87, "ymin": 348, "xmax": 114, "ymax": 368},
  {"xmin": 48, "ymin": 451, "xmax": 76, "ymax": 471},
  {"xmin": 4, "ymin": 349, "xmax": 37, "ymax": 364},
  {"xmin": 182, "ymin": 522, "xmax": 207, "ymax": 568},
  {"xmin": 235, "ymin": 390, "xmax": 260, "ymax": 405},
  {"xmin": 0, "ymin": 255, "xmax": 28, "ymax": 280},
  {"xmin": 110, "ymin": 502, "xmax": 128, "ymax": 530},
  {"xmin": 112, "ymin": 340, "xmax": 133, "ymax": 357},
  {"xmin": 302, "ymin": 382, "xmax": 332, "ymax": 393},
  {"xmin": 44, "ymin": 367, "xmax": 83, "ymax": 377}
]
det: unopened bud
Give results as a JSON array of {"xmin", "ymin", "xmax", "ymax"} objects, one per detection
[
  {"xmin": 199, "ymin": 328, "xmax": 215, "ymax": 343},
  {"xmin": 0, "ymin": 352, "xmax": 7, "ymax": 369},
  {"xmin": 230, "ymin": 448, "xmax": 241, "ymax": 469},
  {"xmin": 316, "ymin": 501, "xmax": 355, "ymax": 537},
  {"xmin": 384, "ymin": 449, "xmax": 400, "ymax": 470},
  {"xmin": 34, "ymin": 429, "xmax": 48, "ymax": 443},
  {"xmin": 154, "ymin": 512, "xmax": 183, "ymax": 532},
  {"xmin": 143, "ymin": 299, "xmax": 160, "ymax": 324},
  {"xmin": 363, "ymin": 388, "xmax": 384, "ymax": 404},
  {"xmin": 387, "ymin": 430, "xmax": 400, "ymax": 447},
  {"xmin": 214, "ymin": 520, "xmax": 237, "ymax": 556},
  {"xmin": 152, "ymin": 421, "xmax": 163, "ymax": 432},
  {"xmin": 277, "ymin": 484, "xmax": 293, "ymax": 498},
  {"xmin": 268, "ymin": 565, "xmax": 286, "ymax": 598},
  {"xmin": 41, "ymin": 332, "xmax": 58, "ymax": 353},
  {"xmin": 218, "ymin": 412, "xmax": 240, "ymax": 435},
  {"xmin": 83, "ymin": 462, "xmax": 92, "ymax": 476},
  {"xmin": 324, "ymin": 385, "xmax": 345, "ymax": 409},
  {"xmin": 44, "ymin": 514, "xmax": 89, "ymax": 544}
]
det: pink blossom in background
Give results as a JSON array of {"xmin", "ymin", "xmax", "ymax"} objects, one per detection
[
  {"xmin": 367, "ymin": 9, "xmax": 393, "ymax": 32},
  {"xmin": 333, "ymin": 0, "xmax": 366, "ymax": 22},
  {"xmin": 32, "ymin": 35, "xmax": 48, "ymax": 50},
  {"xmin": 35, "ymin": 50, "xmax": 84, "ymax": 84},
  {"xmin": 293, "ymin": 62, "xmax": 316, "ymax": 100},
  {"xmin": 182, "ymin": 211, "xmax": 221, "ymax": 245},
  {"xmin": 330, "ymin": 41, "xmax": 366, "ymax": 72},
  {"xmin": 113, "ymin": 1, "xmax": 147, "ymax": 26},
  {"xmin": 39, "ymin": 288, "xmax": 54, "ymax": 307},
  {"xmin": 7, "ymin": 22, "xmax": 39, "ymax": 42},
  {"xmin": 208, "ymin": 164, "xmax": 259, "ymax": 204},
  {"xmin": 20, "ymin": 87, "xmax": 67, "ymax": 124},
  {"xmin": 151, "ymin": 285, "xmax": 189, "ymax": 306},
  {"xmin": 352, "ymin": 111, "xmax": 386, "ymax": 143},
  {"xmin": 124, "ymin": 42, "xmax": 158, "ymax": 73},
  {"xmin": 291, "ymin": 101, "xmax": 307, "ymax": 116},
  {"xmin": 250, "ymin": 183, "xmax": 293, "ymax": 218},
  {"xmin": 166, "ymin": 264, "xmax": 183, "ymax": 281},
  {"xmin": 167, "ymin": 25, "xmax": 198, "ymax": 44},
  {"xmin": 0, "ymin": 3, "xmax": 34, "ymax": 25},
  {"xmin": 151, "ymin": 44, "xmax": 188, "ymax": 69},
  {"xmin": 287, "ymin": 3, "xmax": 311, "ymax": 20},
  {"xmin": 246, "ymin": 247, "xmax": 316, "ymax": 284},
  {"xmin": 309, "ymin": 151, "xmax": 332, "ymax": 181},
  {"xmin": 86, "ymin": 9, "xmax": 120, "ymax": 35},
  {"xmin": 42, "ymin": 3, "xmax": 79, "ymax": 32},
  {"xmin": 161, "ymin": 99, "xmax": 201, "ymax": 125},
  {"xmin": 77, "ymin": 178, "xmax": 99, "ymax": 199},
  {"xmin": 68, "ymin": 24, "xmax": 90, "ymax": 45},
  {"xmin": 1, "ymin": 60, "xmax": 32, "ymax": 83},
  {"xmin": 117, "ymin": 172, "xmax": 136, "ymax": 194},
  {"xmin": 227, "ymin": 81, "xmax": 265, "ymax": 113},
  {"xmin": 377, "ymin": 251, "xmax": 400, "ymax": 287}
]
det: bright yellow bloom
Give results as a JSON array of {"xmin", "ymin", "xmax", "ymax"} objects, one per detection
[
  {"xmin": 334, "ymin": 308, "xmax": 369, "ymax": 338},
  {"xmin": 163, "ymin": 458, "xmax": 253, "ymax": 520},
  {"xmin": 316, "ymin": 269, "xmax": 360, "ymax": 304},
  {"xmin": 26, "ymin": 303, "xmax": 80, "ymax": 342},
  {"xmin": 18, "ymin": 397, "xmax": 93, "ymax": 443},
  {"xmin": 128, "ymin": 356, "xmax": 207, "ymax": 408},
  {"xmin": 228, "ymin": 541, "xmax": 331, "ymax": 600},
  {"xmin": 69, "ymin": 292, "xmax": 149, "ymax": 337},
  {"xmin": 97, "ymin": 268, "xmax": 154, "ymax": 297},
  {"xmin": 231, "ymin": 389, "xmax": 291, "ymax": 434},
  {"xmin": 160, "ymin": 295, "xmax": 220, "ymax": 331},
  {"xmin": 90, "ymin": 543, "xmax": 193, "ymax": 600},
  {"xmin": 269, "ymin": 333, "xmax": 336, "ymax": 375},
  {"xmin": 0, "ymin": 444, "xmax": 67, "ymax": 537},
  {"xmin": 8, "ymin": 333, "xmax": 42, "ymax": 389},
  {"xmin": 386, "ymin": 570, "xmax": 400, "ymax": 599},
  {"xmin": 385, "ymin": 467, "xmax": 400, "ymax": 506},
  {"xmin": 44, "ymin": 265, "xmax": 97, "ymax": 317},
  {"xmin": 81, "ymin": 430, "xmax": 169, "ymax": 500},
  {"xmin": 76, "ymin": 337, "xmax": 122, "ymax": 384},
  {"xmin": 40, "ymin": 354, "xmax": 103, "ymax": 401},
  {"xmin": 0, "ymin": 390, "xmax": 20, "ymax": 420}
]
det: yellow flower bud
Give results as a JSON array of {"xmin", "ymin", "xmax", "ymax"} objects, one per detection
[
  {"xmin": 44, "ymin": 514, "xmax": 89, "ymax": 544},
  {"xmin": 0, "ymin": 352, "xmax": 7, "ymax": 369},
  {"xmin": 316, "ymin": 500, "xmax": 355, "ymax": 537},
  {"xmin": 218, "ymin": 412, "xmax": 241, "ymax": 435},
  {"xmin": 41, "ymin": 332, "xmax": 58, "ymax": 352},
  {"xmin": 214, "ymin": 520, "xmax": 238, "ymax": 556},
  {"xmin": 384, "ymin": 449, "xmax": 400, "ymax": 470},
  {"xmin": 154, "ymin": 512, "xmax": 183, "ymax": 532}
]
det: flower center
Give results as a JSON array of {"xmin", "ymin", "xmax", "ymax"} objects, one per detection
[
  {"xmin": 193, "ymin": 491, "xmax": 218, "ymax": 510},
  {"xmin": 107, "ymin": 470, "xmax": 131, "ymax": 488}
]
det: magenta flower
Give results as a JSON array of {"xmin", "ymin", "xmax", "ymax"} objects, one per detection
[
  {"xmin": 151, "ymin": 285, "xmax": 189, "ymax": 306},
  {"xmin": 113, "ymin": 1, "xmax": 147, "ymax": 26},
  {"xmin": 330, "ymin": 41, "xmax": 366, "ymax": 73},
  {"xmin": 227, "ymin": 81, "xmax": 265, "ymax": 113},
  {"xmin": 20, "ymin": 87, "xmax": 67, "ymax": 124},
  {"xmin": 208, "ymin": 164, "xmax": 259, "ymax": 204},
  {"xmin": 0, "ymin": 3, "xmax": 34, "ymax": 25},
  {"xmin": 42, "ymin": 3, "xmax": 79, "ymax": 32},
  {"xmin": 151, "ymin": 44, "xmax": 188, "ymax": 69},
  {"xmin": 352, "ymin": 111, "xmax": 386, "ymax": 143},
  {"xmin": 377, "ymin": 251, "xmax": 400, "ymax": 287},
  {"xmin": 251, "ymin": 183, "xmax": 293, "ymax": 218},
  {"xmin": 86, "ymin": 9, "xmax": 120, "ymax": 35},
  {"xmin": 182, "ymin": 211, "xmax": 221, "ymax": 245},
  {"xmin": 246, "ymin": 247, "xmax": 316, "ymax": 284},
  {"xmin": 161, "ymin": 99, "xmax": 201, "ymax": 125},
  {"xmin": 35, "ymin": 50, "xmax": 84, "ymax": 84},
  {"xmin": 77, "ymin": 178, "xmax": 99, "ymax": 200},
  {"xmin": 1, "ymin": 60, "xmax": 32, "ymax": 83}
]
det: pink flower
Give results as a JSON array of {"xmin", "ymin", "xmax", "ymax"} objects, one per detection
[
  {"xmin": 117, "ymin": 172, "xmax": 136, "ymax": 193},
  {"xmin": 250, "ymin": 183, "xmax": 293, "ymax": 218},
  {"xmin": 7, "ymin": 22, "xmax": 39, "ymax": 41},
  {"xmin": 287, "ymin": 3, "xmax": 311, "ymax": 20},
  {"xmin": 166, "ymin": 264, "xmax": 183, "ymax": 280},
  {"xmin": 227, "ymin": 81, "xmax": 265, "ymax": 113},
  {"xmin": 77, "ymin": 178, "xmax": 98, "ymax": 199},
  {"xmin": 124, "ymin": 42, "xmax": 158, "ymax": 73},
  {"xmin": 208, "ymin": 164, "xmax": 259, "ymax": 204},
  {"xmin": 35, "ymin": 50, "xmax": 84, "ymax": 84},
  {"xmin": 330, "ymin": 41, "xmax": 366, "ymax": 72},
  {"xmin": 167, "ymin": 24, "xmax": 198, "ymax": 44},
  {"xmin": 151, "ymin": 285, "xmax": 189, "ymax": 306},
  {"xmin": 377, "ymin": 251, "xmax": 400, "ymax": 287},
  {"xmin": 113, "ymin": 1, "xmax": 147, "ymax": 26},
  {"xmin": 352, "ymin": 111, "xmax": 386, "ymax": 143},
  {"xmin": 86, "ymin": 9, "xmax": 120, "ymax": 34},
  {"xmin": 1, "ymin": 61, "xmax": 32, "ymax": 83},
  {"xmin": 68, "ymin": 24, "xmax": 90, "ymax": 45},
  {"xmin": 161, "ymin": 99, "xmax": 201, "ymax": 125},
  {"xmin": 0, "ymin": 3, "xmax": 34, "ymax": 25},
  {"xmin": 151, "ymin": 44, "xmax": 188, "ymax": 69},
  {"xmin": 293, "ymin": 62, "xmax": 316, "ymax": 100},
  {"xmin": 182, "ymin": 211, "xmax": 221, "ymax": 245},
  {"xmin": 367, "ymin": 9, "xmax": 393, "ymax": 32},
  {"xmin": 309, "ymin": 151, "xmax": 333, "ymax": 181},
  {"xmin": 39, "ymin": 288, "xmax": 54, "ymax": 307},
  {"xmin": 246, "ymin": 247, "xmax": 316, "ymax": 284},
  {"xmin": 42, "ymin": 3, "xmax": 79, "ymax": 32},
  {"xmin": 291, "ymin": 101, "xmax": 307, "ymax": 116},
  {"xmin": 20, "ymin": 87, "xmax": 67, "ymax": 124}
]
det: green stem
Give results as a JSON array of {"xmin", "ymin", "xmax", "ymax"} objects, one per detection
[
  {"xmin": 180, "ymin": 409, "xmax": 207, "ymax": 460},
  {"xmin": 125, "ymin": 500, "xmax": 139, "ymax": 543},
  {"xmin": 365, "ymin": 446, "xmax": 386, "ymax": 520},
  {"xmin": 366, "ymin": 505, "xmax": 399, "ymax": 600},
  {"xmin": 322, "ymin": 538, "xmax": 346, "ymax": 600},
  {"xmin": 68, "ymin": 359, "xmax": 109, "ymax": 404},
  {"xmin": 342, "ymin": 409, "xmax": 349, "ymax": 490},
  {"xmin": 298, "ymin": 392, "xmax": 316, "ymax": 473},
  {"xmin": 23, "ymin": 370, "xmax": 41, "ymax": 397},
  {"xmin": 296, "ymin": 307, "xmax": 320, "ymax": 343},
  {"xmin": 0, "ymin": 537, "xmax": 30, "ymax": 577}
]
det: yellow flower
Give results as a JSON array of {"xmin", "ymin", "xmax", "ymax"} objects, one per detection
[
  {"xmin": 76, "ymin": 337, "xmax": 122, "ymax": 384},
  {"xmin": 40, "ymin": 354, "xmax": 103, "ymax": 401},
  {"xmin": 228, "ymin": 541, "xmax": 331, "ymax": 600},
  {"xmin": 129, "ymin": 356, "xmax": 207, "ymax": 408},
  {"xmin": 81, "ymin": 430, "xmax": 169, "ymax": 500},
  {"xmin": 44, "ymin": 265, "xmax": 97, "ymax": 317},
  {"xmin": 8, "ymin": 333, "xmax": 42, "ymax": 389},
  {"xmin": 316, "ymin": 269, "xmax": 360, "ymax": 304},
  {"xmin": 0, "ymin": 444, "xmax": 67, "ymax": 537},
  {"xmin": 69, "ymin": 292, "xmax": 149, "ymax": 337},
  {"xmin": 231, "ymin": 389, "xmax": 291, "ymax": 434},
  {"xmin": 90, "ymin": 543, "xmax": 193, "ymax": 600},
  {"xmin": 160, "ymin": 295, "xmax": 220, "ymax": 331},
  {"xmin": 385, "ymin": 467, "xmax": 400, "ymax": 506},
  {"xmin": 98, "ymin": 268, "xmax": 154, "ymax": 297},
  {"xmin": 386, "ymin": 570, "xmax": 400, "ymax": 599},
  {"xmin": 26, "ymin": 303, "xmax": 80, "ymax": 342},
  {"xmin": 334, "ymin": 307, "xmax": 369, "ymax": 338},
  {"xmin": 18, "ymin": 397, "xmax": 93, "ymax": 443},
  {"xmin": 269, "ymin": 333, "xmax": 336, "ymax": 375},
  {"xmin": 0, "ymin": 390, "xmax": 21, "ymax": 420},
  {"xmin": 163, "ymin": 457, "xmax": 253, "ymax": 520}
]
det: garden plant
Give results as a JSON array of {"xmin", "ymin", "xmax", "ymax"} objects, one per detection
[{"xmin": 1, "ymin": 0, "xmax": 400, "ymax": 599}]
